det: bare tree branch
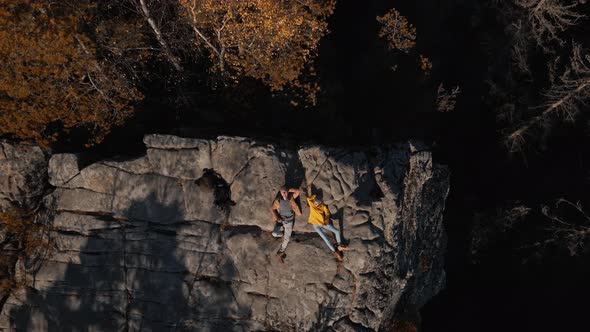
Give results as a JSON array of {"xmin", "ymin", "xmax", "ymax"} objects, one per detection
[
  {"xmin": 540, "ymin": 198, "xmax": 590, "ymax": 255},
  {"xmin": 436, "ymin": 84, "xmax": 461, "ymax": 112},
  {"xmin": 505, "ymin": 44, "xmax": 590, "ymax": 151},
  {"xmin": 186, "ymin": 2, "xmax": 221, "ymax": 57},
  {"xmin": 516, "ymin": 0, "xmax": 584, "ymax": 49},
  {"xmin": 138, "ymin": 0, "xmax": 182, "ymax": 71}
]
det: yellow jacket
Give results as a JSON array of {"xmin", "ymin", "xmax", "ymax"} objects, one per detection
[{"xmin": 306, "ymin": 194, "xmax": 330, "ymax": 226}]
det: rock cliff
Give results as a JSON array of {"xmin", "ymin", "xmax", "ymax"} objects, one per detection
[
  {"xmin": 0, "ymin": 135, "xmax": 449, "ymax": 331},
  {"xmin": 0, "ymin": 140, "xmax": 48, "ymax": 212}
]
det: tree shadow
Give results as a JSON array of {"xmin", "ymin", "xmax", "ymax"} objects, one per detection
[
  {"xmin": 310, "ymin": 185, "xmax": 324, "ymax": 202},
  {"xmin": 330, "ymin": 207, "xmax": 348, "ymax": 247},
  {"xmin": 283, "ymin": 152, "xmax": 305, "ymax": 191},
  {"xmin": 195, "ymin": 168, "xmax": 235, "ymax": 214},
  {"xmin": 281, "ymin": 151, "xmax": 306, "ymax": 217},
  {"xmin": 350, "ymin": 163, "xmax": 385, "ymax": 208},
  {"xmin": 311, "ymin": 293, "xmax": 340, "ymax": 332},
  {"xmin": 7, "ymin": 190, "xmax": 248, "ymax": 331}
]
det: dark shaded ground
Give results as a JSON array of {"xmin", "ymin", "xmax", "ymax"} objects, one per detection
[{"xmin": 50, "ymin": 1, "xmax": 590, "ymax": 331}]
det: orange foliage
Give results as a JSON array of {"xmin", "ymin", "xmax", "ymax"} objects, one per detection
[
  {"xmin": 0, "ymin": 208, "xmax": 52, "ymax": 260},
  {"xmin": 0, "ymin": 1, "xmax": 142, "ymax": 146},
  {"xmin": 176, "ymin": 0, "xmax": 336, "ymax": 105},
  {"xmin": 0, "ymin": 207, "xmax": 53, "ymax": 293},
  {"xmin": 419, "ymin": 54, "xmax": 432, "ymax": 75},
  {"xmin": 377, "ymin": 8, "xmax": 416, "ymax": 53}
]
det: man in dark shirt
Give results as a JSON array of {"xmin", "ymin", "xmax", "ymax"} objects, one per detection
[{"xmin": 270, "ymin": 186, "xmax": 301, "ymax": 263}]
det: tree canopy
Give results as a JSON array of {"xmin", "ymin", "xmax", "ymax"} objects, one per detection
[
  {"xmin": 177, "ymin": 0, "xmax": 336, "ymax": 105},
  {"xmin": 0, "ymin": 1, "xmax": 142, "ymax": 146}
]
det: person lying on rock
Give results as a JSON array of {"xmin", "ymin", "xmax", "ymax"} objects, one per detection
[
  {"xmin": 306, "ymin": 191, "xmax": 348, "ymax": 262},
  {"xmin": 271, "ymin": 186, "xmax": 302, "ymax": 263}
]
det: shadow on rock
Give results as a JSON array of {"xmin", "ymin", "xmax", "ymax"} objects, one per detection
[{"xmin": 8, "ymin": 192, "xmax": 249, "ymax": 331}]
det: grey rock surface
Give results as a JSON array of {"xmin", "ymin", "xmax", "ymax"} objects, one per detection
[
  {"xmin": 0, "ymin": 135, "xmax": 449, "ymax": 331},
  {"xmin": 0, "ymin": 140, "xmax": 49, "ymax": 319},
  {"xmin": 47, "ymin": 153, "xmax": 79, "ymax": 187},
  {"xmin": 0, "ymin": 140, "xmax": 49, "ymax": 212}
]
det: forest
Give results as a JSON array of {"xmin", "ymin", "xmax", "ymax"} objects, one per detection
[{"xmin": 2, "ymin": 0, "xmax": 590, "ymax": 331}]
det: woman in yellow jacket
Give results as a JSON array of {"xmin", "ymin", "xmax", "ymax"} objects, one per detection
[{"xmin": 307, "ymin": 193, "xmax": 347, "ymax": 261}]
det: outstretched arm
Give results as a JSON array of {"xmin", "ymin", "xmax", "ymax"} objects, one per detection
[
  {"xmin": 306, "ymin": 191, "xmax": 317, "ymax": 207},
  {"xmin": 288, "ymin": 188, "xmax": 302, "ymax": 216},
  {"xmin": 271, "ymin": 199, "xmax": 281, "ymax": 222},
  {"xmin": 288, "ymin": 188, "xmax": 300, "ymax": 199}
]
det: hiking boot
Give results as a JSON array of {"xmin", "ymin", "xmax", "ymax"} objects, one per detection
[
  {"xmin": 333, "ymin": 251, "xmax": 343, "ymax": 262},
  {"xmin": 276, "ymin": 251, "xmax": 286, "ymax": 263}
]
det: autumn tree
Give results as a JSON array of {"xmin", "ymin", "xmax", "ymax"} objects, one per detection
[
  {"xmin": 377, "ymin": 8, "xmax": 416, "ymax": 53},
  {"xmin": 0, "ymin": 207, "xmax": 52, "ymax": 298},
  {"xmin": 175, "ymin": 0, "xmax": 336, "ymax": 105},
  {"xmin": 0, "ymin": 1, "xmax": 142, "ymax": 146},
  {"xmin": 101, "ymin": 0, "xmax": 195, "ymax": 74},
  {"xmin": 377, "ymin": 7, "xmax": 456, "ymax": 113},
  {"xmin": 376, "ymin": 8, "xmax": 434, "ymax": 74}
]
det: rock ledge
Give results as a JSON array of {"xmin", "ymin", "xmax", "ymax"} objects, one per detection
[{"xmin": 1, "ymin": 135, "xmax": 449, "ymax": 331}]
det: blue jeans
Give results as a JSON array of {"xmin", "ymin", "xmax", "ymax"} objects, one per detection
[{"xmin": 313, "ymin": 224, "xmax": 341, "ymax": 252}]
